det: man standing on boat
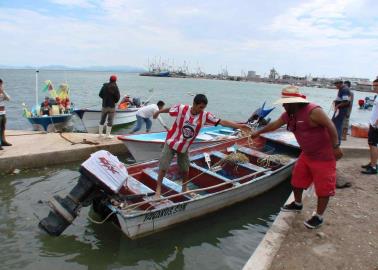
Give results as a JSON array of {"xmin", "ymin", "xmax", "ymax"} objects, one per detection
[
  {"xmin": 0, "ymin": 78, "xmax": 12, "ymax": 150},
  {"xmin": 251, "ymin": 86, "xmax": 342, "ymax": 229},
  {"xmin": 98, "ymin": 75, "xmax": 120, "ymax": 138},
  {"xmin": 130, "ymin": 100, "xmax": 169, "ymax": 133},
  {"xmin": 361, "ymin": 79, "xmax": 378, "ymax": 174},
  {"xmin": 153, "ymin": 94, "xmax": 250, "ymax": 197}
]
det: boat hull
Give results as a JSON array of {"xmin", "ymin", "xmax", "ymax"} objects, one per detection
[
  {"xmin": 74, "ymin": 109, "xmax": 139, "ymax": 133},
  {"xmin": 118, "ymin": 126, "xmax": 237, "ymax": 162},
  {"xmin": 27, "ymin": 114, "xmax": 72, "ymax": 132},
  {"xmin": 113, "ymin": 159, "xmax": 293, "ymax": 239},
  {"xmin": 93, "ymin": 134, "xmax": 299, "ymax": 239}
]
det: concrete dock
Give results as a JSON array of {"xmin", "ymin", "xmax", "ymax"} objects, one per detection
[
  {"xmin": 243, "ymin": 135, "xmax": 377, "ymax": 270},
  {"xmin": 0, "ymin": 130, "xmax": 128, "ymax": 173}
]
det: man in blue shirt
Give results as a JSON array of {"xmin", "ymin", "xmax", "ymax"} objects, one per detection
[{"xmin": 332, "ymin": 80, "xmax": 352, "ymax": 144}]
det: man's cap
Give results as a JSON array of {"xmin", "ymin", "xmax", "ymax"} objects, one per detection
[
  {"xmin": 110, "ymin": 75, "xmax": 117, "ymax": 82},
  {"xmin": 333, "ymin": 79, "xmax": 343, "ymax": 84}
]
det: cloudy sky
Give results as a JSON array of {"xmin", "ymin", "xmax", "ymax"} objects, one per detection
[{"xmin": 1, "ymin": 0, "xmax": 377, "ymax": 79}]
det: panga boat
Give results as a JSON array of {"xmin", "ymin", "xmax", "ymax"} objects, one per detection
[
  {"xmin": 74, "ymin": 107, "xmax": 139, "ymax": 133},
  {"xmin": 117, "ymin": 125, "xmax": 239, "ymax": 162},
  {"xmin": 39, "ymin": 130, "xmax": 300, "ymax": 239},
  {"xmin": 27, "ymin": 114, "xmax": 73, "ymax": 132},
  {"xmin": 23, "ymin": 71, "xmax": 74, "ymax": 132}
]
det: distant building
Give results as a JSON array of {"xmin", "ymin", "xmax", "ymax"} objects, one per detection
[
  {"xmin": 269, "ymin": 68, "xmax": 279, "ymax": 80},
  {"xmin": 247, "ymin": 71, "xmax": 256, "ymax": 78}
]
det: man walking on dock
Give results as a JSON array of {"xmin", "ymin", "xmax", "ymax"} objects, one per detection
[
  {"xmin": 153, "ymin": 94, "xmax": 250, "ymax": 198},
  {"xmin": 251, "ymin": 86, "xmax": 342, "ymax": 229},
  {"xmin": 332, "ymin": 80, "xmax": 352, "ymax": 144},
  {"xmin": 0, "ymin": 78, "xmax": 12, "ymax": 150},
  {"xmin": 98, "ymin": 75, "xmax": 120, "ymax": 138}
]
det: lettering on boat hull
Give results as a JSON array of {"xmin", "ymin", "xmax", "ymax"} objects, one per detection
[{"xmin": 143, "ymin": 204, "xmax": 187, "ymax": 222}]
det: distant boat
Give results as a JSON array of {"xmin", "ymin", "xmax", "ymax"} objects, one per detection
[
  {"xmin": 73, "ymin": 108, "xmax": 139, "ymax": 133},
  {"xmin": 27, "ymin": 114, "xmax": 72, "ymax": 132},
  {"xmin": 139, "ymin": 70, "xmax": 170, "ymax": 77},
  {"xmin": 23, "ymin": 71, "xmax": 74, "ymax": 132},
  {"xmin": 74, "ymin": 94, "xmax": 152, "ymax": 133}
]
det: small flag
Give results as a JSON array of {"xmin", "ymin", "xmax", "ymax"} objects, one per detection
[{"xmin": 42, "ymin": 80, "xmax": 54, "ymax": 92}]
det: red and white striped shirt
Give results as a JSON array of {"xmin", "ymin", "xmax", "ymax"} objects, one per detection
[{"xmin": 166, "ymin": 104, "xmax": 220, "ymax": 153}]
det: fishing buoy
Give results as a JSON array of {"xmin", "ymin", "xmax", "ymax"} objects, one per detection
[{"xmin": 351, "ymin": 123, "xmax": 369, "ymax": 138}]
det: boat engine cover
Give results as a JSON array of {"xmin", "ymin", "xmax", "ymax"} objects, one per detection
[{"xmin": 80, "ymin": 150, "xmax": 128, "ymax": 194}]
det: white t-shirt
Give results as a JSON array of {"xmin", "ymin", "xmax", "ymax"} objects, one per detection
[
  {"xmin": 0, "ymin": 89, "xmax": 10, "ymax": 115},
  {"xmin": 369, "ymin": 98, "xmax": 378, "ymax": 127},
  {"xmin": 137, "ymin": 104, "xmax": 159, "ymax": 118},
  {"xmin": 136, "ymin": 104, "xmax": 166, "ymax": 127}
]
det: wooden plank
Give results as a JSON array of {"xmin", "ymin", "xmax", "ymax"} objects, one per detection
[
  {"xmin": 219, "ymin": 129, "xmax": 235, "ymax": 134},
  {"xmin": 126, "ymin": 175, "xmax": 155, "ymax": 194},
  {"xmin": 142, "ymin": 168, "xmax": 193, "ymax": 199},
  {"xmin": 190, "ymin": 162, "xmax": 233, "ymax": 182},
  {"xmin": 237, "ymin": 145, "xmax": 270, "ymax": 159}
]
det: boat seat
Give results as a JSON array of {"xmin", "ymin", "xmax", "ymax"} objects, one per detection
[
  {"xmin": 236, "ymin": 146, "xmax": 270, "ymax": 159},
  {"xmin": 211, "ymin": 151, "xmax": 267, "ymax": 172},
  {"xmin": 219, "ymin": 129, "xmax": 235, "ymax": 134},
  {"xmin": 126, "ymin": 174, "xmax": 174, "ymax": 209},
  {"xmin": 190, "ymin": 162, "xmax": 233, "ymax": 183},
  {"xmin": 126, "ymin": 175, "xmax": 155, "ymax": 195},
  {"xmin": 142, "ymin": 168, "xmax": 192, "ymax": 199},
  {"xmin": 204, "ymin": 131, "xmax": 223, "ymax": 137}
]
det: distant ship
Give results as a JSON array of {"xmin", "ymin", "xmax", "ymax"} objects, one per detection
[{"xmin": 139, "ymin": 69, "xmax": 170, "ymax": 77}]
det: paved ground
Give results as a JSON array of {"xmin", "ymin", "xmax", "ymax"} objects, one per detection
[
  {"xmin": 270, "ymin": 155, "xmax": 378, "ymax": 270},
  {"xmin": 0, "ymin": 130, "xmax": 127, "ymax": 172}
]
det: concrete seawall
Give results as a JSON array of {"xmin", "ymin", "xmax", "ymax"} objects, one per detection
[
  {"xmin": 243, "ymin": 135, "xmax": 370, "ymax": 270},
  {"xmin": 0, "ymin": 130, "xmax": 128, "ymax": 173}
]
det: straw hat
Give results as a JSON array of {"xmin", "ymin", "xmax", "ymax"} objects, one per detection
[{"xmin": 274, "ymin": 85, "xmax": 309, "ymax": 104}]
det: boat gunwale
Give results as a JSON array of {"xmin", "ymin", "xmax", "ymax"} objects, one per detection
[{"xmin": 116, "ymin": 157, "xmax": 296, "ymax": 219}]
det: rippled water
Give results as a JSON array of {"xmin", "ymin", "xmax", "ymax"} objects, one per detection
[
  {"xmin": 0, "ymin": 69, "xmax": 371, "ymax": 132},
  {"xmin": 0, "ymin": 162, "xmax": 290, "ymax": 270}
]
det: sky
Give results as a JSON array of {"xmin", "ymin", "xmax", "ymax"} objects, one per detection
[{"xmin": 0, "ymin": 0, "xmax": 378, "ymax": 79}]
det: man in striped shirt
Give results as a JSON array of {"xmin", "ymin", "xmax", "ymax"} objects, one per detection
[{"xmin": 153, "ymin": 94, "xmax": 250, "ymax": 197}]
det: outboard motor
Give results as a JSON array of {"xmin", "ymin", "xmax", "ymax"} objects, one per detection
[{"xmin": 39, "ymin": 150, "xmax": 128, "ymax": 236}]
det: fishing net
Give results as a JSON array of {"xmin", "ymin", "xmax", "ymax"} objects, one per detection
[{"xmin": 257, "ymin": 154, "xmax": 291, "ymax": 167}]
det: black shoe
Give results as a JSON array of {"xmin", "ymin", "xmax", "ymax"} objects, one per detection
[
  {"xmin": 361, "ymin": 165, "xmax": 377, "ymax": 175},
  {"xmin": 1, "ymin": 141, "xmax": 12, "ymax": 146},
  {"xmin": 0, "ymin": 145, "xmax": 3, "ymax": 150},
  {"xmin": 281, "ymin": 201, "xmax": 303, "ymax": 212},
  {"xmin": 361, "ymin": 163, "xmax": 375, "ymax": 169},
  {"xmin": 304, "ymin": 215, "xmax": 323, "ymax": 229}
]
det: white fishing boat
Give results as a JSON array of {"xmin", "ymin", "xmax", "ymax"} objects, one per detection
[
  {"xmin": 118, "ymin": 125, "xmax": 239, "ymax": 162},
  {"xmin": 73, "ymin": 107, "xmax": 139, "ymax": 133},
  {"xmin": 74, "ymin": 90, "xmax": 154, "ymax": 133},
  {"xmin": 39, "ymin": 130, "xmax": 300, "ymax": 239}
]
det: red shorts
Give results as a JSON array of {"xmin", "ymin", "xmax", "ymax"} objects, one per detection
[{"xmin": 291, "ymin": 153, "xmax": 336, "ymax": 197}]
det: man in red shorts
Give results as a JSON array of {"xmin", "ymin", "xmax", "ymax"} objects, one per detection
[{"xmin": 251, "ymin": 86, "xmax": 343, "ymax": 229}]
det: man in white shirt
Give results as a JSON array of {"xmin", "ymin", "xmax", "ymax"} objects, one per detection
[
  {"xmin": 0, "ymin": 79, "xmax": 11, "ymax": 150},
  {"xmin": 130, "ymin": 100, "xmax": 168, "ymax": 133},
  {"xmin": 361, "ymin": 79, "xmax": 378, "ymax": 174}
]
